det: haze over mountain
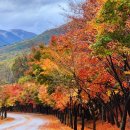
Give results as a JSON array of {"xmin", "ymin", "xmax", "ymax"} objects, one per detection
[{"xmin": 0, "ymin": 29, "xmax": 37, "ymax": 47}]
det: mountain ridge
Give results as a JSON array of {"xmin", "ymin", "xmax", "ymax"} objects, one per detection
[
  {"xmin": 0, "ymin": 29, "xmax": 37, "ymax": 47},
  {"xmin": 0, "ymin": 26, "xmax": 66, "ymax": 63}
]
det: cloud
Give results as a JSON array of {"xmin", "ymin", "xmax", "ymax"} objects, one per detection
[{"xmin": 0, "ymin": 0, "xmax": 84, "ymax": 34}]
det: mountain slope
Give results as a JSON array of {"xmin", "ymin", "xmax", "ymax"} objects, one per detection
[
  {"xmin": 0, "ymin": 29, "xmax": 37, "ymax": 47},
  {"xmin": 0, "ymin": 26, "xmax": 65, "ymax": 63}
]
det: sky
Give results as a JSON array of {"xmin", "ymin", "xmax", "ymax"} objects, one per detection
[{"xmin": 0, "ymin": 0, "xmax": 84, "ymax": 34}]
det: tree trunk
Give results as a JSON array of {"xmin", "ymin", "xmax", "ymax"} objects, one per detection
[
  {"xmin": 102, "ymin": 105, "xmax": 106, "ymax": 122},
  {"xmin": 4, "ymin": 107, "xmax": 7, "ymax": 119},
  {"xmin": 81, "ymin": 107, "xmax": 85, "ymax": 130},
  {"xmin": 93, "ymin": 115, "xmax": 96, "ymax": 130},
  {"xmin": 74, "ymin": 105, "xmax": 77, "ymax": 130},
  {"xmin": 70, "ymin": 108, "xmax": 73, "ymax": 128},
  {"xmin": 120, "ymin": 93, "xmax": 130, "ymax": 130}
]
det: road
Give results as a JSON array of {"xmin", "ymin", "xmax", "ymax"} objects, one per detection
[{"xmin": 0, "ymin": 113, "xmax": 48, "ymax": 130}]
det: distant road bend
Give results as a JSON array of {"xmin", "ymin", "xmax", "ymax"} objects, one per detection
[{"xmin": 0, "ymin": 113, "xmax": 48, "ymax": 130}]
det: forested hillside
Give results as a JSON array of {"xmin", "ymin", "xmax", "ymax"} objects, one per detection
[
  {"xmin": 0, "ymin": 26, "xmax": 65, "ymax": 62},
  {"xmin": 0, "ymin": 26, "xmax": 65, "ymax": 84}
]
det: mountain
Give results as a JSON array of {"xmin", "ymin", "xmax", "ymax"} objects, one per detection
[
  {"xmin": 0, "ymin": 29, "xmax": 37, "ymax": 47},
  {"xmin": 0, "ymin": 26, "xmax": 66, "ymax": 63}
]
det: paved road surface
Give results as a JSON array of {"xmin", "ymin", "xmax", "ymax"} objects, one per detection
[{"xmin": 0, "ymin": 113, "xmax": 48, "ymax": 130}]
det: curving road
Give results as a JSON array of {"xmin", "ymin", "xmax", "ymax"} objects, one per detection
[{"xmin": 0, "ymin": 113, "xmax": 48, "ymax": 130}]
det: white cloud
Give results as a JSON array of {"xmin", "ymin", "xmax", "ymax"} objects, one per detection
[{"xmin": 0, "ymin": 0, "xmax": 84, "ymax": 33}]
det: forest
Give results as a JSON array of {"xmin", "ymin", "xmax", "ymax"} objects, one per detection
[{"xmin": 0, "ymin": 0, "xmax": 130, "ymax": 130}]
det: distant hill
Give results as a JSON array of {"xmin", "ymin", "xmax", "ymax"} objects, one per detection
[
  {"xmin": 0, "ymin": 26, "xmax": 65, "ymax": 63},
  {"xmin": 0, "ymin": 29, "xmax": 37, "ymax": 47}
]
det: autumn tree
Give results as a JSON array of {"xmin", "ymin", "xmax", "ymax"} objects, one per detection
[
  {"xmin": 0, "ymin": 84, "xmax": 22, "ymax": 119},
  {"xmin": 91, "ymin": 0, "xmax": 130, "ymax": 130}
]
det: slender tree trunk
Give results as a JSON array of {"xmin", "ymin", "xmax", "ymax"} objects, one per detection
[
  {"xmin": 120, "ymin": 93, "xmax": 130, "ymax": 130},
  {"xmin": 64, "ymin": 109, "xmax": 67, "ymax": 125},
  {"xmin": 4, "ymin": 107, "xmax": 7, "ymax": 119},
  {"xmin": 69, "ymin": 96, "xmax": 73, "ymax": 128},
  {"xmin": 1, "ymin": 107, "xmax": 4, "ymax": 120},
  {"xmin": 74, "ymin": 105, "xmax": 77, "ymax": 130},
  {"xmin": 93, "ymin": 115, "xmax": 96, "ymax": 130},
  {"xmin": 70, "ymin": 108, "xmax": 73, "ymax": 128},
  {"xmin": 120, "ymin": 105, "xmax": 128, "ymax": 130},
  {"xmin": 102, "ymin": 105, "xmax": 106, "ymax": 122},
  {"xmin": 81, "ymin": 107, "xmax": 85, "ymax": 130}
]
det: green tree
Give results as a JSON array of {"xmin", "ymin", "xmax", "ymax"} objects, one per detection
[{"xmin": 12, "ymin": 55, "xmax": 28, "ymax": 82}]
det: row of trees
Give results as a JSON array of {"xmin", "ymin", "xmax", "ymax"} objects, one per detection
[{"xmin": 0, "ymin": 0, "xmax": 130, "ymax": 130}]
